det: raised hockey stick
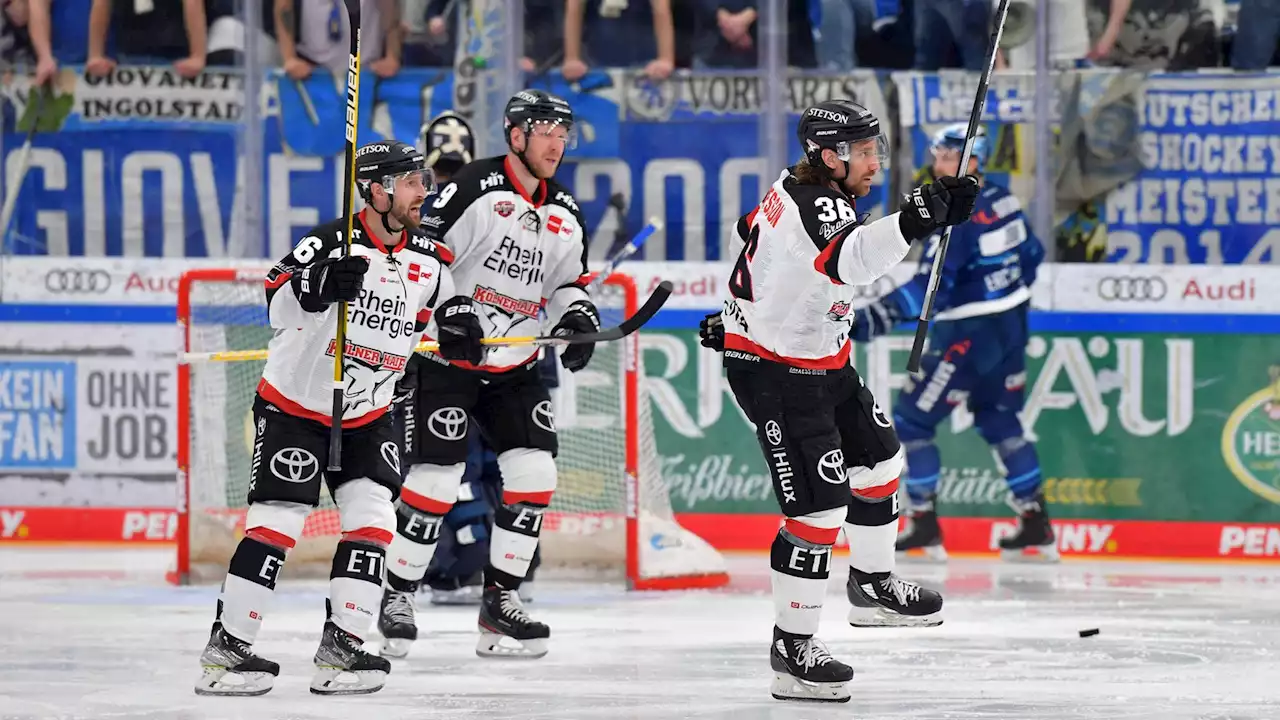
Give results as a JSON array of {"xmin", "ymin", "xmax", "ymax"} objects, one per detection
[
  {"xmin": 183, "ymin": 281, "xmax": 674, "ymax": 364},
  {"xmin": 906, "ymin": 0, "xmax": 1012, "ymax": 376},
  {"xmin": 584, "ymin": 217, "xmax": 661, "ymax": 296},
  {"xmin": 329, "ymin": 0, "xmax": 362, "ymax": 472},
  {"xmin": 0, "ymin": 88, "xmax": 46, "ymax": 254}
]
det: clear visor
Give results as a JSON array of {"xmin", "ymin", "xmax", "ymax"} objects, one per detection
[
  {"xmin": 527, "ymin": 119, "xmax": 578, "ymax": 151},
  {"xmin": 835, "ymin": 135, "xmax": 890, "ymax": 168},
  {"xmin": 380, "ymin": 167, "xmax": 435, "ymax": 196},
  {"xmin": 930, "ymin": 144, "xmax": 965, "ymax": 162}
]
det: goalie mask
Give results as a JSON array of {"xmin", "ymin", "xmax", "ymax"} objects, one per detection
[
  {"xmin": 355, "ymin": 140, "xmax": 434, "ymax": 235},
  {"xmin": 419, "ymin": 112, "xmax": 475, "ymax": 181}
]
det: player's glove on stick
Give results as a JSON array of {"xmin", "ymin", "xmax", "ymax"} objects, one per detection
[
  {"xmin": 897, "ymin": 175, "xmax": 980, "ymax": 241},
  {"xmin": 553, "ymin": 300, "xmax": 601, "ymax": 372},
  {"xmin": 293, "ymin": 255, "xmax": 369, "ymax": 312},
  {"xmin": 435, "ymin": 296, "xmax": 486, "ymax": 365},
  {"xmin": 699, "ymin": 312, "xmax": 725, "ymax": 351}
]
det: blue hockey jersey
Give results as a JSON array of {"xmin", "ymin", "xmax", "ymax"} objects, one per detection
[{"xmin": 883, "ymin": 181, "xmax": 1043, "ymax": 323}]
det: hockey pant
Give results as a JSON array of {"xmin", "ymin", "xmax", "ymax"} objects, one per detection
[
  {"xmin": 727, "ymin": 356, "xmax": 904, "ymax": 637},
  {"xmin": 892, "ymin": 304, "xmax": 1042, "ymax": 504}
]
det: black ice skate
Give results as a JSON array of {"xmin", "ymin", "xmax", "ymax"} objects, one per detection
[
  {"xmin": 999, "ymin": 492, "xmax": 1059, "ymax": 562},
  {"xmin": 768, "ymin": 626, "xmax": 854, "ymax": 703},
  {"xmin": 194, "ymin": 623, "xmax": 280, "ymax": 697},
  {"xmin": 310, "ymin": 612, "xmax": 392, "ymax": 695},
  {"xmin": 476, "ymin": 586, "xmax": 549, "ymax": 659},
  {"xmin": 895, "ymin": 495, "xmax": 948, "ymax": 562},
  {"xmin": 377, "ymin": 588, "xmax": 418, "ymax": 659},
  {"xmin": 846, "ymin": 568, "xmax": 944, "ymax": 628}
]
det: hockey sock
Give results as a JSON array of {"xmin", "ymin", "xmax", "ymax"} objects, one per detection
[
  {"xmin": 384, "ymin": 499, "xmax": 445, "ymax": 592},
  {"xmin": 902, "ymin": 438, "xmax": 942, "ymax": 503},
  {"xmin": 484, "ymin": 501, "xmax": 546, "ymax": 590},
  {"xmin": 329, "ymin": 539, "xmax": 386, "ymax": 638},
  {"xmin": 993, "ymin": 436, "xmax": 1043, "ymax": 500},
  {"xmin": 218, "ymin": 536, "xmax": 287, "ymax": 644},
  {"xmin": 770, "ymin": 528, "xmax": 833, "ymax": 636},
  {"xmin": 844, "ymin": 495, "xmax": 898, "ymax": 574}
]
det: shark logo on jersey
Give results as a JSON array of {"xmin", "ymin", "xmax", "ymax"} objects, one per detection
[{"xmin": 342, "ymin": 360, "xmax": 399, "ymax": 415}]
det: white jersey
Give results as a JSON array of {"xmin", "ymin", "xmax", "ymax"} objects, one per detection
[
  {"xmin": 722, "ymin": 168, "xmax": 912, "ymax": 370},
  {"xmin": 421, "ymin": 155, "xmax": 590, "ymax": 371},
  {"xmin": 260, "ymin": 211, "xmax": 454, "ymax": 426}
]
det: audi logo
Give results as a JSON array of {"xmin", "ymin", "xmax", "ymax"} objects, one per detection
[
  {"xmin": 1097, "ymin": 276, "xmax": 1167, "ymax": 302},
  {"xmin": 45, "ymin": 269, "xmax": 111, "ymax": 294}
]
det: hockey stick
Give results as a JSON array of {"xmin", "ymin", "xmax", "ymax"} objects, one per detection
[
  {"xmin": 905, "ymin": 0, "xmax": 1011, "ymax": 376},
  {"xmin": 584, "ymin": 217, "xmax": 661, "ymax": 296},
  {"xmin": 0, "ymin": 88, "xmax": 45, "ymax": 255},
  {"xmin": 329, "ymin": 0, "xmax": 362, "ymax": 472},
  {"xmin": 184, "ymin": 281, "xmax": 674, "ymax": 364}
]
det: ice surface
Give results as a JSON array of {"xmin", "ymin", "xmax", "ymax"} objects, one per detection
[{"xmin": 2, "ymin": 547, "xmax": 1279, "ymax": 719}]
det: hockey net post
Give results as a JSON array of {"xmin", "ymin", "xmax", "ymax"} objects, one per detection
[{"xmin": 171, "ymin": 268, "xmax": 729, "ymax": 591}]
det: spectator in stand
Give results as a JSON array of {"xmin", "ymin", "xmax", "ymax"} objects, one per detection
[
  {"xmin": 85, "ymin": 0, "xmax": 207, "ymax": 78},
  {"xmin": 1, "ymin": 0, "xmax": 36, "ymax": 72},
  {"xmin": 1230, "ymin": 0, "xmax": 1280, "ymax": 69},
  {"xmin": 1087, "ymin": 0, "xmax": 1218, "ymax": 70},
  {"xmin": 695, "ymin": 1, "xmax": 817, "ymax": 69},
  {"xmin": 997, "ymin": 0, "xmax": 1133, "ymax": 70},
  {"xmin": 404, "ymin": 0, "xmax": 562, "ymax": 71},
  {"xmin": 275, "ymin": 0, "xmax": 403, "ymax": 80},
  {"xmin": 914, "ymin": 0, "xmax": 990, "ymax": 70},
  {"xmin": 562, "ymin": 0, "xmax": 676, "ymax": 80}
]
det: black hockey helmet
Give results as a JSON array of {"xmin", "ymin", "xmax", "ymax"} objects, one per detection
[
  {"xmin": 797, "ymin": 99, "xmax": 890, "ymax": 170},
  {"xmin": 504, "ymin": 88, "xmax": 577, "ymax": 151},
  {"xmin": 354, "ymin": 139, "xmax": 434, "ymax": 233},
  {"xmin": 419, "ymin": 112, "xmax": 475, "ymax": 180}
]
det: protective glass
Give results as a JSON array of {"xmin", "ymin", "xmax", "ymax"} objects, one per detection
[
  {"xmin": 528, "ymin": 118, "xmax": 579, "ymax": 151},
  {"xmin": 381, "ymin": 167, "xmax": 436, "ymax": 196},
  {"xmin": 837, "ymin": 134, "xmax": 890, "ymax": 168}
]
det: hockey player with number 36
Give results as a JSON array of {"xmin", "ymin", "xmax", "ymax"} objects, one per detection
[
  {"xmin": 851, "ymin": 124, "xmax": 1051, "ymax": 562},
  {"xmin": 378, "ymin": 89, "xmax": 595, "ymax": 660},
  {"xmin": 699, "ymin": 101, "xmax": 978, "ymax": 703},
  {"xmin": 194, "ymin": 141, "xmax": 485, "ymax": 697}
]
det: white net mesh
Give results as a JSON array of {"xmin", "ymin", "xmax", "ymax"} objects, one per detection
[{"xmin": 180, "ymin": 272, "xmax": 726, "ymax": 587}]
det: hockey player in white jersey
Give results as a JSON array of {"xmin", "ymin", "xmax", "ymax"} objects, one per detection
[
  {"xmin": 379, "ymin": 89, "xmax": 595, "ymax": 660},
  {"xmin": 194, "ymin": 140, "xmax": 486, "ymax": 697},
  {"xmin": 698, "ymin": 100, "xmax": 979, "ymax": 702}
]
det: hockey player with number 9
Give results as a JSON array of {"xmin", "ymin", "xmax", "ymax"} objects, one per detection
[
  {"xmin": 851, "ymin": 124, "xmax": 1051, "ymax": 562},
  {"xmin": 194, "ymin": 140, "xmax": 486, "ymax": 697},
  {"xmin": 699, "ymin": 100, "xmax": 979, "ymax": 702}
]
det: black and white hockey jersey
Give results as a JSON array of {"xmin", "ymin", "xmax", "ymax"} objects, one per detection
[
  {"xmin": 722, "ymin": 169, "xmax": 912, "ymax": 370},
  {"xmin": 260, "ymin": 210, "xmax": 455, "ymax": 426},
  {"xmin": 420, "ymin": 155, "xmax": 591, "ymax": 371}
]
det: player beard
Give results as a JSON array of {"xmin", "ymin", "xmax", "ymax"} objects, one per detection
[{"xmin": 391, "ymin": 205, "xmax": 421, "ymax": 230}]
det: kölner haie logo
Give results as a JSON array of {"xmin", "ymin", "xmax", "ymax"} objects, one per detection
[{"xmin": 1221, "ymin": 365, "xmax": 1280, "ymax": 504}]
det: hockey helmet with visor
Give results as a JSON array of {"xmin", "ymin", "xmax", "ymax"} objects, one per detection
[
  {"xmin": 504, "ymin": 88, "xmax": 578, "ymax": 176},
  {"xmin": 355, "ymin": 140, "xmax": 434, "ymax": 233},
  {"xmin": 797, "ymin": 100, "xmax": 890, "ymax": 170},
  {"xmin": 930, "ymin": 122, "xmax": 989, "ymax": 175}
]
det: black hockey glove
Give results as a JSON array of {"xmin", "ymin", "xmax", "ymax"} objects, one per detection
[
  {"xmin": 434, "ymin": 296, "xmax": 486, "ymax": 365},
  {"xmin": 699, "ymin": 312, "xmax": 724, "ymax": 352},
  {"xmin": 897, "ymin": 175, "xmax": 980, "ymax": 242},
  {"xmin": 292, "ymin": 255, "xmax": 369, "ymax": 312},
  {"xmin": 552, "ymin": 300, "xmax": 601, "ymax": 373}
]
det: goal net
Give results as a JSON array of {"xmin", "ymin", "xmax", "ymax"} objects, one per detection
[{"xmin": 174, "ymin": 269, "xmax": 728, "ymax": 591}]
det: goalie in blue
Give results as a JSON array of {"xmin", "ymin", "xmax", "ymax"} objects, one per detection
[{"xmin": 850, "ymin": 124, "xmax": 1056, "ymax": 562}]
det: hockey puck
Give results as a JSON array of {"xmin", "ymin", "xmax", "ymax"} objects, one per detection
[{"xmin": 1079, "ymin": 628, "xmax": 1099, "ymax": 638}]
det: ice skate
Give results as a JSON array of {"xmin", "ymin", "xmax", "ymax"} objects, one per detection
[
  {"xmin": 846, "ymin": 568, "xmax": 944, "ymax": 627},
  {"xmin": 895, "ymin": 495, "xmax": 948, "ymax": 562},
  {"xmin": 999, "ymin": 492, "xmax": 1060, "ymax": 563},
  {"xmin": 310, "ymin": 615, "xmax": 391, "ymax": 695},
  {"xmin": 476, "ymin": 586, "xmax": 549, "ymax": 659},
  {"xmin": 768, "ymin": 626, "xmax": 853, "ymax": 703},
  {"xmin": 377, "ymin": 588, "xmax": 417, "ymax": 659},
  {"xmin": 194, "ymin": 623, "xmax": 280, "ymax": 697}
]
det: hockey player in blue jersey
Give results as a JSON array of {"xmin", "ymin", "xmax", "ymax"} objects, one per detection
[{"xmin": 850, "ymin": 124, "xmax": 1056, "ymax": 562}]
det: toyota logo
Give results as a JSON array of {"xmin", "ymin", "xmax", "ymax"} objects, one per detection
[
  {"xmin": 532, "ymin": 400, "xmax": 555, "ymax": 433},
  {"xmin": 817, "ymin": 449, "xmax": 847, "ymax": 485},
  {"xmin": 45, "ymin": 269, "xmax": 111, "ymax": 294},
  {"xmin": 764, "ymin": 420, "xmax": 783, "ymax": 446},
  {"xmin": 427, "ymin": 407, "xmax": 468, "ymax": 441},
  {"xmin": 270, "ymin": 447, "xmax": 319, "ymax": 484},
  {"xmin": 1097, "ymin": 276, "xmax": 1167, "ymax": 302}
]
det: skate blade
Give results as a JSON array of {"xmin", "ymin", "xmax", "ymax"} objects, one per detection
[
  {"xmin": 1000, "ymin": 544, "xmax": 1061, "ymax": 563},
  {"xmin": 309, "ymin": 666, "xmax": 387, "ymax": 695},
  {"xmin": 194, "ymin": 666, "xmax": 275, "ymax": 697},
  {"xmin": 847, "ymin": 605, "xmax": 943, "ymax": 628},
  {"xmin": 380, "ymin": 637, "xmax": 413, "ymax": 659},
  {"xmin": 769, "ymin": 671, "xmax": 851, "ymax": 703},
  {"xmin": 475, "ymin": 631, "xmax": 548, "ymax": 659},
  {"xmin": 895, "ymin": 545, "xmax": 949, "ymax": 563}
]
